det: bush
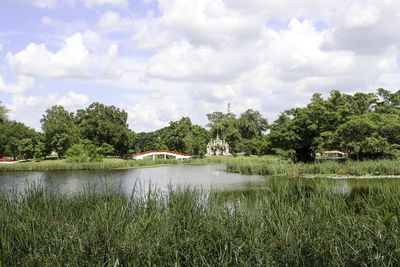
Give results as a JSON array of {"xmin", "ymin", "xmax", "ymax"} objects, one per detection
[
  {"xmin": 66, "ymin": 144, "xmax": 89, "ymax": 163},
  {"xmin": 66, "ymin": 140, "xmax": 103, "ymax": 163}
]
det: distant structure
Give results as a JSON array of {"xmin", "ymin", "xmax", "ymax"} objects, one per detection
[
  {"xmin": 206, "ymin": 134, "xmax": 231, "ymax": 156},
  {"xmin": 0, "ymin": 157, "xmax": 14, "ymax": 164},
  {"xmin": 316, "ymin": 150, "xmax": 348, "ymax": 161},
  {"xmin": 132, "ymin": 150, "xmax": 191, "ymax": 160}
]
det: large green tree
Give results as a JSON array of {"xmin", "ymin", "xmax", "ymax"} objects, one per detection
[
  {"xmin": 0, "ymin": 120, "xmax": 37, "ymax": 159},
  {"xmin": 238, "ymin": 109, "xmax": 268, "ymax": 139},
  {"xmin": 135, "ymin": 117, "xmax": 209, "ymax": 155},
  {"xmin": 76, "ymin": 102, "xmax": 132, "ymax": 156},
  {"xmin": 334, "ymin": 113, "xmax": 400, "ymax": 159},
  {"xmin": 41, "ymin": 105, "xmax": 78, "ymax": 158},
  {"xmin": 206, "ymin": 107, "xmax": 241, "ymax": 152},
  {"xmin": 268, "ymin": 89, "xmax": 400, "ymax": 161}
]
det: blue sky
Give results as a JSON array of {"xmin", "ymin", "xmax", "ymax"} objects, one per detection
[{"xmin": 1, "ymin": 0, "xmax": 400, "ymax": 132}]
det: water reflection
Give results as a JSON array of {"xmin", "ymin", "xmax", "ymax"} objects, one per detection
[
  {"xmin": 0, "ymin": 164, "xmax": 266, "ymax": 196},
  {"xmin": 2, "ymin": 165, "xmax": 400, "ymax": 197}
]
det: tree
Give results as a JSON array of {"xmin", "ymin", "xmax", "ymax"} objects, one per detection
[
  {"xmin": 162, "ymin": 117, "xmax": 193, "ymax": 153},
  {"xmin": 41, "ymin": 105, "xmax": 78, "ymax": 157},
  {"xmin": 0, "ymin": 101, "xmax": 8, "ymax": 123},
  {"xmin": 0, "ymin": 120, "xmax": 36, "ymax": 159},
  {"xmin": 375, "ymin": 88, "xmax": 400, "ymax": 114},
  {"xmin": 183, "ymin": 125, "xmax": 209, "ymax": 155},
  {"xmin": 100, "ymin": 143, "xmax": 115, "ymax": 156},
  {"xmin": 206, "ymin": 107, "xmax": 241, "ymax": 152},
  {"xmin": 238, "ymin": 109, "xmax": 268, "ymax": 139},
  {"xmin": 268, "ymin": 89, "xmax": 400, "ymax": 161},
  {"xmin": 51, "ymin": 133, "xmax": 71, "ymax": 158},
  {"xmin": 66, "ymin": 139, "xmax": 103, "ymax": 163},
  {"xmin": 268, "ymin": 91, "xmax": 379, "ymax": 161},
  {"xmin": 76, "ymin": 102, "xmax": 131, "ymax": 156},
  {"xmin": 18, "ymin": 138, "xmax": 35, "ymax": 159}
]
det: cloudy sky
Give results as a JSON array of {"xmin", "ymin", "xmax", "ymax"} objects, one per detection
[{"xmin": 1, "ymin": 0, "xmax": 400, "ymax": 132}]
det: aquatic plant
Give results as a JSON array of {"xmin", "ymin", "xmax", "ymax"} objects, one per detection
[
  {"xmin": 226, "ymin": 157, "xmax": 400, "ymax": 177},
  {"xmin": 1, "ymin": 180, "xmax": 400, "ymax": 265}
]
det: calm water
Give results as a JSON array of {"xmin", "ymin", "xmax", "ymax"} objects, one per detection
[
  {"xmin": 2, "ymin": 164, "xmax": 400, "ymax": 196},
  {"xmin": 0, "ymin": 164, "xmax": 267, "ymax": 196}
]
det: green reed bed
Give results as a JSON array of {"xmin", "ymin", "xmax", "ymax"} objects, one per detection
[
  {"xmin": 226, "ymin": 157, "xmax": 400, "ymax": 177},
  {"xmin": 1, "ymin": 180, "xmax": 400, "ymax": 265},
  {"xmin": 0, "ymin": 157, "xmax": 225, "ymax": 172}
]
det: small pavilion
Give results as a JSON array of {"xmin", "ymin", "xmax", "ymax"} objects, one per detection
[{"xmin": 206, "ymin": 134, "xmax": 230, "ymax": 156}]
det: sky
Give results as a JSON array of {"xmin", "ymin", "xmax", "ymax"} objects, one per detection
[{"xmin": 1, "ymin": 0, "xmax": 400, "ymax": 132}]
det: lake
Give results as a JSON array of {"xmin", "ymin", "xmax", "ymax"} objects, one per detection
[
  {"xmin": 1, "ymin": 163, "xmax": 400, "ymax": 196},
  {"xmin": 0, "ymin": 164, "xmax": 267, "ymax": 196}
]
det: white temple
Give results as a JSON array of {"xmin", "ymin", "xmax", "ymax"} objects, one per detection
[{"xmin": 206, "ymin": 134, "xmax": 230, "ymax": 156}]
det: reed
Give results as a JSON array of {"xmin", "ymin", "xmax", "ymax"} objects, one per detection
[
  {"xmin": 1, "ymin": 180, "xmax": 400, "ymax": 265},
  {"xmin": 226, "ymin": 157, "xmax": 400, "ymax": 177}
]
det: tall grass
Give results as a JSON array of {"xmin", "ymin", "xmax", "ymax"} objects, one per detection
[
  {"xmin": 226, "ymin": 157, "xmax": 400, "ymax": 176},
  {"xmin": 0, "ymin": 157, "xmax": 225, "ymax": 172},
  {"xmin": 1, "ymin": 180, "xmax": 400, "ymax": 265}
]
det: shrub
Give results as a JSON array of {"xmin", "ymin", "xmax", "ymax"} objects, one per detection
[
  {"xmin": 66, "ymin": 140, "xmax": 103, "ymax": 163},
  {"xmin": 66, "ymin": 144, "xmax": 89, "ymax": 163}
]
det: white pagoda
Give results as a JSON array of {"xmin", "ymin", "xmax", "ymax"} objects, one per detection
[{"xmin": 206, "ymin": 134, "xmax": 230, "ymax": 156}]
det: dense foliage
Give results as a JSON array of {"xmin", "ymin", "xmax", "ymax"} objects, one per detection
[
  {"xmin": 65, "ymin": 140, "xmax": 103, "ymax": 163},
  {"xmin": 205, "ymin": 106, "xmax": 268, "ymax": 154},
  {"xmin": 268, "ymin": 89, "xmax": 400, "ymax": 161},
  {"xmin": 136, "ymin": 117, "xmax": 210, "ymax": 155},
  {"xmin": 0, "ymin": 120, "xmax": 38, "ymax": 160},
  {"xmin": 2, "ymin": 181, "xmax": 400, "ymax": 265},
  {"xmin": 76, "ymin": 102, "xmax": 135, "ymax": 156},
  {"xmin": 1, "ymin": 88, "xmax": 400, "ymax": 161}
]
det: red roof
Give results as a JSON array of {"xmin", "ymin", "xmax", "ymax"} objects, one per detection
[{"xmin": 0, "ymin": 157, "xmax": 13, "ymax": 162}]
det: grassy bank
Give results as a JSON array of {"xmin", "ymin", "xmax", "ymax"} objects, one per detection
[
  {"xmin": 1, "ymin": 180, "xmax": 400, "ymax": 265},
  {"xmin": 226, "ymin": 157, "xmax": 400, "ymax": 176},
  {"xmin": 0, "ymin": 157, "xmax": 226, "ymax": 172}
]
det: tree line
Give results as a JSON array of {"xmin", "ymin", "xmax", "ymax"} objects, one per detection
[
  {"xmin": 1, "ymin": 88, "xmax": 400, "ymax": 162},
  {"xmin": 0, "ymin": 102, "xmax": 134, "ymax": 160}
]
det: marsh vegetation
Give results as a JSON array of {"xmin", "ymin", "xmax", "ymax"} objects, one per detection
[
  {"xmin": 1, "ymin": 180, "xmax": 400, "ymax": 265},
  {"xmin": 226, "ymin": 156, "xmax": 400, "ymax": 177}
]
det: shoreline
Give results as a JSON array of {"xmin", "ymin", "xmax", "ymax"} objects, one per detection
[
  {"xmin": 300, "ymin": 174, "xmax": 400, "ymax": 179},
  {"xmin": 0, "ymin": 159, "xmax": 224, "ymax": 173}
]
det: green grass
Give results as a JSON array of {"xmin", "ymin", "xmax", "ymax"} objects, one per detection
[
  {"xmin": 1, "ymin": 180, "xmax": 400, "ymax": 265},
  {"xmin": 0, "ymin": 157, "xmax": 226, "ymax": 172},
  {"xmin": 226, "ymin": 156, "xmax": 400, "ymax": 177}
]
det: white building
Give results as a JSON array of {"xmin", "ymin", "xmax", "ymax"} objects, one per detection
[{"xmin": 206, "ymin": 134, "xmax": 230, "ymax": 156}]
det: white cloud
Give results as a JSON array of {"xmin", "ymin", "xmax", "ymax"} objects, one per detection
[
  {"xmin": 6, "ymin": 91, "xmax": 90, "ymax": 130},
  {"xmin": 123, "ymin": 102, "xmax": 170, "ymax": 132},
  {"xmin": 146, "ymin": 40, "xmax": 258, "ymax": 82},
  {"xmin": 158, "ymin": 0, "xmax": 264, "ymax": 48},
  {"xmin": 83, "ymin": 0, "xmax": 128, "ymax": 8},
  {"xmin": 82, "ymin": 30, "xmax": 101, "ymax": 45},
  {"xmin": 6, "ymin": 33, "xmax": 123, "ymax": 79},
  {"xmin": 32, "ymin": 0, "xmax": 57, "ymax": 8},
  {"xmin": 57, "ymin": 91, "xmax": 89, "ymax": 108},
  {"xmin": 342, "ymin": 4, "xmax": 381, "ymax": 28},
  {"xmin": 226, "ymin": 0, "xmax": 347, "ymax": 20},
  {"xmin": 132, "ymin": 26, "xmax": 171, "ymax": 50},
  {"xmin": 0, "ymin": 75, "xmax": 35, "ymax": 94},
  {"xmin": 7, "ymin": 0, "xmax": 400, "ymax": 133},
  {"xmin": 97, "ymin": 11, "xmax": 133, "ymax": 32},
  {"xmin": 6, "ymin": 94, "xmax": 58, "ymax": 130},
  {"xmin": 41, "ymin": 16, "xmax": 54, "ymax": 25}
]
